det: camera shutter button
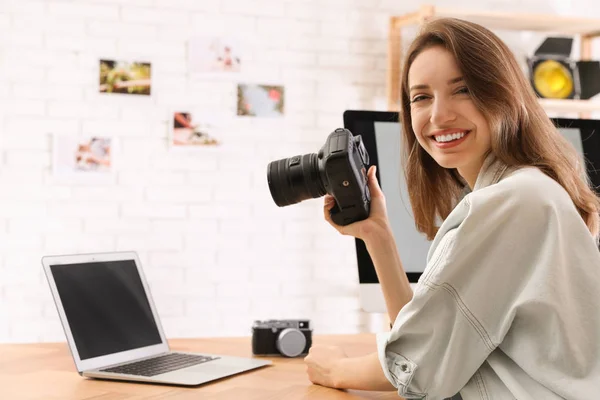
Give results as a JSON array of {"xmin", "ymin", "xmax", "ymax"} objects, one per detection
[{"xmin": 276, "ymin": 328, "xmax": 306, "ymax": 357}]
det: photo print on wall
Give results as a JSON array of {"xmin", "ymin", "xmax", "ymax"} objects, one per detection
[
  {"xmin": 188, "ymin": 37, "xmax": 242, "ymax": 74},
  {"xmin": 170, "ymin": 111, "xmax": 220, "ymax": 147},
  {"xmin": 237, "ymin": 84, "xmax": 285, "ymax": 117},
  {"xmin": 53, "ymin": 134, "xmax": 114, "ymax": 182},
  {"xmin": 99, "ymin": 59, "xmax": 151, "ymax": 95}
]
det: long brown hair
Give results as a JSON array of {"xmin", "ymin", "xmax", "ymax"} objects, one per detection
[{"xmin": 400, "ymin": 17, "xmax": 600, "ymax": 242}]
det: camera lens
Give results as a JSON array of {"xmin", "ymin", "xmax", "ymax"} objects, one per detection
[
  {"xmin": 276, "ymin": 328, "xmax": 307, "ymax": 357},
  {"xmin": 267, "ymin": 154, "xmax": 326, "ymax": 207}
]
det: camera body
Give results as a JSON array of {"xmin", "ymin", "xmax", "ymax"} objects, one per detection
[
  {"xmin": 251, "ymin": 319, "xmax": 312, "ymax": 358},
  {"xmin": 267, "ymin": 128, "xmax": 371, "ymax": 226},
  {"xmin": 319, "ymin": 128, "xmax": 371, "ymax": 225}
]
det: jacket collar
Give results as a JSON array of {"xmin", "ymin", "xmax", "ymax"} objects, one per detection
[
  {"xmin": 458, "ymin": 153, "xmax": 516, "ymax": 197},
  {"xmin": 464, "ymin": 152, "xmax": 515, "ymax": 193}
]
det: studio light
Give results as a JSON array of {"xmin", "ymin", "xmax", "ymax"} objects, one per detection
[{"xmin": 528, "ymin": 37, "xmax": 600, "ymax": 100}]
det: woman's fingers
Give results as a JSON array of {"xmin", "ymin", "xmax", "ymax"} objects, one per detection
[
  {"xmin": 367, "ymin": 166, "xmax": 384, "ymax": 199},
  {"xmin": 323, "ymin": 196, "xmax": 335, "ymax": 223},
  {"xmin": 323, "ymin": 196, "xmax": 350, "ymax": 235},
  {"xmin": 324, "ymin": 194, "xmax": 335, "ymax": 208}
]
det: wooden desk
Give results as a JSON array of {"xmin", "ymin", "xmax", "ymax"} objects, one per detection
[{"xmin": 0, "ymin": 333, "xmax": 401, "ymax": 400}]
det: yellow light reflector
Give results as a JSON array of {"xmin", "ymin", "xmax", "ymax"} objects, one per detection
[{"xmin": 533, "ymin": 60, "xmax": 574, "ymax": 99}]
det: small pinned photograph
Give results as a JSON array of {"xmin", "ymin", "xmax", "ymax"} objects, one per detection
[
  {"xmin": 53, "ymin": 135, "xmax": 113, "ymax": 181},
  {"xmin": 170, "ymin": 111, "xmax": 220, "ymax": 147},
  {"xmin": 188, "ymin": 37, "xmax": 242, "ymax": 74},
  {"xmin": 237, "ymin": 84, "xmax": 285, "ymax": 117},
  {"xmin": 99, "ymin": 59, "xmax": 151, "ymax": 95}
]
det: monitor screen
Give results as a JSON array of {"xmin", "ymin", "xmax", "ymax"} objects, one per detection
[
  {"xmin": 50, "ymin": 260, "xmax": 162, "ymax": 360},
  {"xmin": 344, "ymin": 110, "xmax": 600, "ymax": 284},
  {"xmin": 373, "ymin": 120, "xmax": 432, "ymax": 276},
  {"xmin": 555, "ymin": 120, "xmax": 600, "ymax": 190}
]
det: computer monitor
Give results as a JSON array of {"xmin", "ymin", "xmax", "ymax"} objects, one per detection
[{"xmin": 343, "ymin": 110, "xmax": 600, "ymax": 313}]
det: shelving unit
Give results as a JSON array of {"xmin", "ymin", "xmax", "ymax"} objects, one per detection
[{"xmin": 387, "ymin": 5, "xmax": 600, "ymax": 116}]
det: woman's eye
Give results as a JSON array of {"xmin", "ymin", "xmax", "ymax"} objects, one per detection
[
  {"xmin": 411, "ymin": 95, "xmax": 427, "ymax": 103},
  {"xmin": 456, "ymin": 86, "xmax": 469, "ymax": 94}
]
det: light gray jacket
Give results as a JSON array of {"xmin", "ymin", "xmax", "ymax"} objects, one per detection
[{"xmin": 377, "ymin": 155, "xmax": 600, "ymax": 399}]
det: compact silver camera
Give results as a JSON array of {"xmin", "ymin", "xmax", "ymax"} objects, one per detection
[{"xmin": 251, "ymin": 319, "xmax": 312, "ymax": 358}]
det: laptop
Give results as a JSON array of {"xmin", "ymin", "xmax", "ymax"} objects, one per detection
[{"xmin": 42, "ymin": 251, "xmax": 271, "ymax": 386}]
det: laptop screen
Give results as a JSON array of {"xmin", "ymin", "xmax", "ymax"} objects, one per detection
[{"xmin": 50, "ymin": 260, "xmax": 162, "ymax": 360}]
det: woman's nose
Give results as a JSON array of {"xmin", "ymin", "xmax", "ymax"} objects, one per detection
[{"xmin": 430, "ymin": 98, "xmax": 457, "ymax": 126}]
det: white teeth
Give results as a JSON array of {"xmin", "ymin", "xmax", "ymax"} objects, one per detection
[{"xmin": 435, "ymin": 131, "xmax": 467, "ymax": 143}]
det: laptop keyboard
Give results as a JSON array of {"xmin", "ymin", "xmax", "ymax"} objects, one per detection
[{"xmin": 100, "ymin": 353, "xmax": 220, "ymax": 377}]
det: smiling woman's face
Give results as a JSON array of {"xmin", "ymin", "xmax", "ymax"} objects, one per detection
[{"xmin": 408, "ymin": 45, "xmax": 492, "ymax": 187}]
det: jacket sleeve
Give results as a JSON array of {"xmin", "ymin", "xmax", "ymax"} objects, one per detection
[{"xmin": 376, "ymin": 179, "xmax": 565, "ymax": 399}]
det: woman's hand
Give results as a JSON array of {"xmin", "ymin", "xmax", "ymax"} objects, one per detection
[
  {"xmin": 324, "ymin": 165, "xmax": 391, "ymax": 242},
  {"xmin": 304, "ymin": 344, "xmax": 348, "ymax": 389}
]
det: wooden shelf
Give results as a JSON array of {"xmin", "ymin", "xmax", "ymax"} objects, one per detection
[
  {"xmin": 388, "ymin": 5, "xmax": 600, "ymax": 116},
  {"xmin": 538, "ymin": 98, "xmax": 600, "ymax": 113},
  {"xmin": 393, "ymin": 7, "xmax": 600, "ymax": 36}
]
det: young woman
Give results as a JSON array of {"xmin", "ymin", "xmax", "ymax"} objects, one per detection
[{"xmin": 304, "ymin": 18, "xmax": 600, "ymax": 399}]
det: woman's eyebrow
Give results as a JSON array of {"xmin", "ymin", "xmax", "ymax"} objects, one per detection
[
  {"xmin": 409, "ymin": 76, "xmax": 464, "ymax": 92},
  {"xmin": 448, "ymin": 76, "xmax": 464, "ymax": 85}
]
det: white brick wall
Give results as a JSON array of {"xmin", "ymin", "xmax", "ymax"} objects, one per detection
[{"xmin": 0, "ymin": 0, "xmax": 591, "ymax": 343}]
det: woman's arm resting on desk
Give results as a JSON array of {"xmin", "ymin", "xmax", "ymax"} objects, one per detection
[{"xmin": 304, "ymin": 345, "xmax": 396, "ymax": 392}]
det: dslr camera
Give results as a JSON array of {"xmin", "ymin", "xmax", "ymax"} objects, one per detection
[
  {"xmin": 251, "ymin": 319, "xmax": 312, "ymax": 358},
  {"xmin": 267, "ymin": 128, "xmax": 371, "ymax": 226}
]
